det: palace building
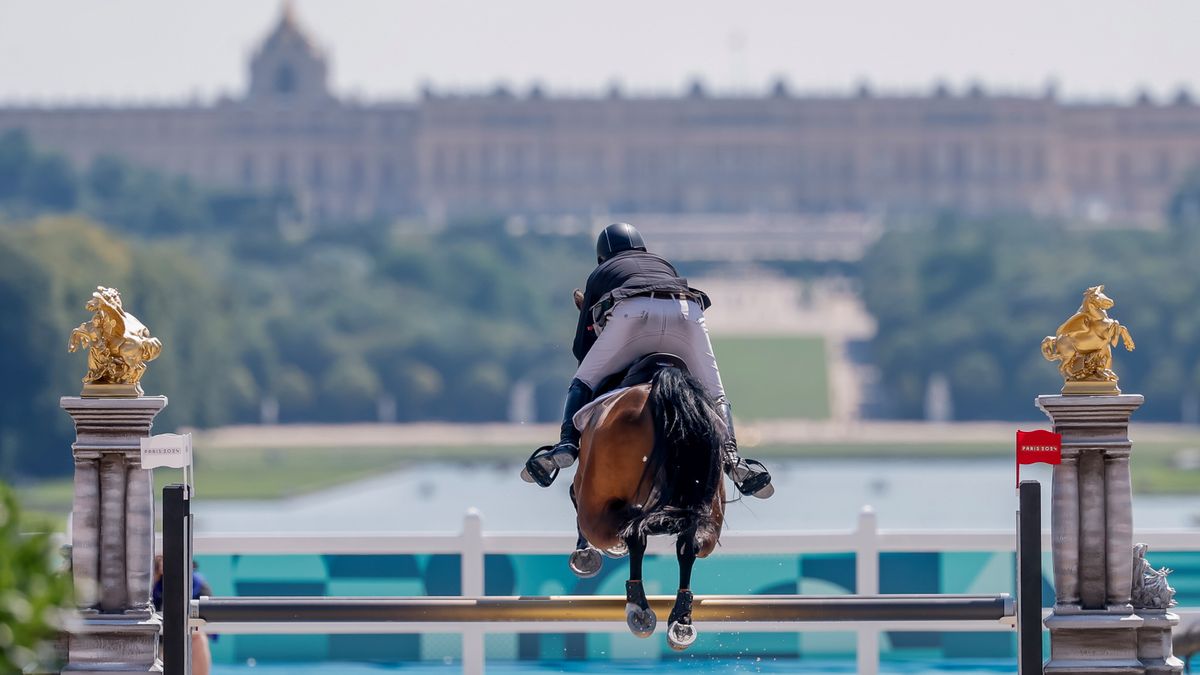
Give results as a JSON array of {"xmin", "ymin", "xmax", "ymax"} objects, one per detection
[{"xmin": 3, "ymin": 6, "xmax": 1199, "ymax": 233}]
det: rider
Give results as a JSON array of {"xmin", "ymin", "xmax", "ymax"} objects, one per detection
[{"xmin": 521, "ymin": 223, "xmax": 773, "ymax": 498}]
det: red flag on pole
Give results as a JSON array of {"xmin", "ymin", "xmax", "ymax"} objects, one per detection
[{"xmin": 1016, "ymin": 429, "xmax": 1062, "ymax": 487}]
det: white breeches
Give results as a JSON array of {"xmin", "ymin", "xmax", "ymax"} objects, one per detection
[{"xmin": 573, "ymin": 297, "xmax": 726, "ymax": 400}]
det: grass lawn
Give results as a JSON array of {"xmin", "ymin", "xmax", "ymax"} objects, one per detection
[
  {"xmin": 17, "ymin": 444, "xmax": 531, "ymax": 518},
  {"xmin": 712, "ymin": 335, "xmax": 829, "ymax": 420},
  {"xmin": 1128, "ymin": 442, "xmax": 1200, "ymax": 494},
  {"xmin": 18, "ymin": 437, "xmax": 1200, "ymax": 516}
]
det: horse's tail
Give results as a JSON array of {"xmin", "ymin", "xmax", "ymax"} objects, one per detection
[
  {"xmin": 619, "ymin": 367, "xmax": 725, "ymax": 551},
  {"xmin": 1041, "ymin": 335, "xmax": 1057, "ymax": 361}
]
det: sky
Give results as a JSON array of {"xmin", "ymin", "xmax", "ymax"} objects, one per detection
[{"xmin": 0, "ymin": 0, "xmax": 1196, "ymax": 104}]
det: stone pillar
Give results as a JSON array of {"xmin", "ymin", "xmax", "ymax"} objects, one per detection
[
  {"xmin": 1039, "ymin": 394, "xmax": 1144, "ymax": 674},
  {"xmin": 61, "ymin": 396, "xmax": 167, "ymax": 674}
]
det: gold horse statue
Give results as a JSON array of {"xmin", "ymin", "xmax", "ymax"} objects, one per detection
[
  {"xmin": 1041, "ymin": 285, "xmax": 1135, "ymax": 395},
  {"xmin": 68, "ymin": 286, "xmax": 162, "ymax": 397}
]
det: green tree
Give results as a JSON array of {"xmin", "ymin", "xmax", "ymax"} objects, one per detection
[
  {"xmin": 0, "ymin": 483, "xmax": 73, "ymax": 673},
  {"xmin": 0, "ymin": 130, "xmax": 35, "ymax": 201},
  {"xmin": 26, "ymin": 155, "xmax": 78, "ymax": 209},
  {"xmin": 0, "ymin": 133, "xmax": 601, "ymax": 479},
  {"xmin": 861, "ymin": 213, "xmax": 1200, "ymax": 421},
  {"xmin": 1166, "ymin": 166, "xmax": 1200, "ymax": 237}
]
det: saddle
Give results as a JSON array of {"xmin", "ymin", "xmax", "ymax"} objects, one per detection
[
  {"xmin": 572, "ymin": 353, "xmax": 691, "ymax": 431},
  {"xmin": 523, "ymin": 353, "xmax": 692, "ymax": 488},
  {"xmin": 601, "ymin": 352, "xmax": 690, "ymax": 397}
]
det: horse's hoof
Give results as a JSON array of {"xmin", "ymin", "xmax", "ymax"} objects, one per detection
[
  {"xmin": 519, "ymin": 467, "xmax": 535, "ymax": 483},
  {"xmin": 625, "ymin": 604, "xmax": 657, "ymax": 638},
  {"xmin": 569, "ymin": 547, "xmax": 603, "ymax": 578},
  {"xmin": 667, "ymin": 621, "xmax": 697, "ymax": 650},
  {"xmin": 605, "ymin": 541, "xmax": 629, "ymax": 558}
]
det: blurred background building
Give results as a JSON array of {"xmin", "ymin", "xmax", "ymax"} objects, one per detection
[
  {"xmin": 5, "ymin": 1, "xmax": 1200, "ymax": 491},
  {"xmin": 1, "ymin": 5, "xmax": 1196, "ymax": 233}
]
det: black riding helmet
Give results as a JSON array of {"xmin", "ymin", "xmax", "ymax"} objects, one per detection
[{"xmin": 596, "ymin": 223, "xmax": 647, "ymax": 264}]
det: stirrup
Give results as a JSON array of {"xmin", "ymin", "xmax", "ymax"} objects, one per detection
[
  {"xmin": 520, "ymin": 443, "xmax": 577, "ymax": 487},
  {"xmin": 731, "ymin": 459, "xmax": 773, "ymax": 498},
  {"xmin": 521, "ymin": 445, "xmax": 560, "ymax": 487}
]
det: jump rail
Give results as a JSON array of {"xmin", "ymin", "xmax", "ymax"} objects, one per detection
[
  {"xmin": 194, "ymin": 593, "xmax": 1014, "ymax": 624},
  {"xmin": 163, "ymin": 482, "xmax": 1043, "ymax": 675}
]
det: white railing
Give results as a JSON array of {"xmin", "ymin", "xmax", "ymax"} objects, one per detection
[{"xmin": 185, "ymin": 507, "xmax": 1200, "ymax": 675}]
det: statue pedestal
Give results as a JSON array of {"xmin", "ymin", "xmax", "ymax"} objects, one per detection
[
  {"xmin": 1137, "ymin": 611, "xmax": 1183, "ymax": 675},
  {"xmin": 61, "ymin": 395, "xmax": 167, "ymax": 674},
  {"xmin": 1038, "ymin": 394, "xmax": 1146, "ymax": 674},
  {"xmin": 1043, "ymin": 610, "xmax": 1143, "ymax": 673}
]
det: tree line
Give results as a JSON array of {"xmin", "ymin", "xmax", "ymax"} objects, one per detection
[
  {"xmin": 0, "ymin": 131, "xmax": 590, "ymax": 479},
  {"xmin": 860, "ymin": 180, "xmax": 1200, "ymax": 421}
]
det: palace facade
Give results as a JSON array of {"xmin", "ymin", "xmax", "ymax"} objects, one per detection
[{"xmin": 3, "ymin": 6, "xmax": 1199, "ymax": 230}]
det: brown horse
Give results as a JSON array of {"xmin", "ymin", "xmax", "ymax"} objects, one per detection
[{"xmin": 566, "ymin": 357, "xmax": 726, "ymax": 650}]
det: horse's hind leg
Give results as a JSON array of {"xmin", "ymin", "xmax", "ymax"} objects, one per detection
[
  {"xmin": 568, "ymin": 485, "xmax": 603, "ymax": 578},
  {"xmin": 624, "ymin": 533, "xmax": 656, "ymax": 638},
  {"xmin": 666, "ymin": 534, "xmax": 698, "ymax": 651}
]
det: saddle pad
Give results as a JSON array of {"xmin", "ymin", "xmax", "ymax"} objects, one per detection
[{"xmin": 572, "ymin": 386, "xmax": 631, "ymax": 431}]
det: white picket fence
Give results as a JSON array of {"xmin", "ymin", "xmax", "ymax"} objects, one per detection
[{"xmin": 185, "ymin": 507, "xmax": 1200, "ymax": 675}]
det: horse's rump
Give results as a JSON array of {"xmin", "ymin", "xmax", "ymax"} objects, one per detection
[
  {"xmin": 619, "ymin": 366, "xmax": 725, "ymax": 552},
  {"xmin": 568, "ymin": 364, "xmax": 729, "ymax": 650},
  {"xmin": 574, "ymin": 366, "xmax": 725, "ymax": 555}
]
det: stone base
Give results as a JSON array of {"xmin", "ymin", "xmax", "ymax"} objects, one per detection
[
  {"xmin": 1138, "ymin": 611, "xmax": 1183, "ymax": 675},
  {"xmin": 80, "ymin": 382, "xmax": 144, "ymax": 398},
  {"xmin": 1061, "ymin": 380, "xmax": 1122, "ymax": 396},
  {"xmin": 1044, "ymin": 610, "xmax": 1144, "ymax": 674},
  {"xmin": 62, "ymin": 612, "xmax": 162, "ymax": 673}
]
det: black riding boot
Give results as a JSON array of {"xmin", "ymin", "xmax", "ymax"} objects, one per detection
[
  {"xmin": 521, "ymin": 379, "xmax": 594, "ymax": 487},
  {"xmin": 716, "ymin": 397, "xmax": 774, "ymax": 498}
]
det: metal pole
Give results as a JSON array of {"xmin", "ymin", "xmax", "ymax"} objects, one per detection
[
  {"xmin": 163, "ymin": 484, "xmax": 192, "ymax": 675},
  {"xmin": 1017, "ymin": 480, "xmax": 1043, "ymax": 675},
  {"xmin": 196, "ymin": 593, "xmax": 1013, "ymax": 624}
]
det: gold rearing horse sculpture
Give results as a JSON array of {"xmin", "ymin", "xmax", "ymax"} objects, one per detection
[
  {"xmin": 1041, "ymin": 285, "xmax": 1135, "ymax": 394},
  {"xmin": 68, "ymin": 286, "xmax": 162, "ymax": 396}
]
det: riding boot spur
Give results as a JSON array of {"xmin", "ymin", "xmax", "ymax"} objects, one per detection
[
  {"xmin": 521, "ymin": 378, "xmax": 595, "ymax": 487},
  {"xmin": 715, "ymin": 397, "xmax": 774, "ymax": 499}
]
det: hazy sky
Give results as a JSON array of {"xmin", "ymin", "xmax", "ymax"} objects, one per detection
[{"xmin": 0, "ymin": 1, "xmax": 1196, "ymax": 103}]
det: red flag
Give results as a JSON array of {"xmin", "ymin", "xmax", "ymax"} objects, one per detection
[{"xmin": 1016, "ymin": 429, "xmax": 1062, "ymax": 487}]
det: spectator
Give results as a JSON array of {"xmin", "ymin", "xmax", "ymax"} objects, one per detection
[{"xmin": 153, "ymin": 554, "xmax": 212, "ymax": 675}]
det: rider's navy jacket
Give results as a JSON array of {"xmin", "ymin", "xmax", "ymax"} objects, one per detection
[{"xmin": 571, "ymin": 250, "xmax": 693, "ymax": 363}]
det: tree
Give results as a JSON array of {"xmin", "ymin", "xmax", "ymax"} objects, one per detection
[
  {"xmin": 0, "ymin": 130, "xmax": 35, "ymax": 200},
  {"xmin": 1166, "ymin": 166, "xmax": 1200, "ymax": 237},
  {"xmin": 86, "ymin": 154, "xmax": 129, "ymax": 201},
  {"xmin": 25, "ymin": 155, "xmax": 78, "ymax": 210},
  {"xmin": 0, "ymin": 483, "xmax": 74, "ymax": 673},
  {"xmin": 860, "ymin": 215, "xmax": 1196, "ymax": 420}
]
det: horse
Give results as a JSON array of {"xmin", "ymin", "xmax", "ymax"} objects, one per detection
[
  {"xmin": 1041, "ymin": 284, "xmax": 1135, "ymax": 382},
  {"xmin": 565, "ymin": 344, "xmax": 727, "ymax": 650},
  {"xmin": 69, "ymin": 286, "xmax": 163, "ymax": 385}
]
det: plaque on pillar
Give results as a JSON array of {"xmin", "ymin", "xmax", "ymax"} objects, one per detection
[
  {"xmin": 62, "ymin": 286, "xmax": 168, "ymax": 674},
  {"xmin": 1038, "ymin": 285, "xmax": 1178, "ymax": 674}
]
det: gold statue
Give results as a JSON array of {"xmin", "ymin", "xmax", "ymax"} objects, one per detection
[
  {"xmin": 1041, "ymin": 284, "xmax": 1135, "ymax": 395},
  {"xmin": 68, "ymin": 286, "xmax": 163, "ymax": 397}
]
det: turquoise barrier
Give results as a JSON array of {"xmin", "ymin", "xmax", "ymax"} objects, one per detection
[{"xmin": 190, "ymin": 548, "xmax": 1093, "ymax": 666}]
